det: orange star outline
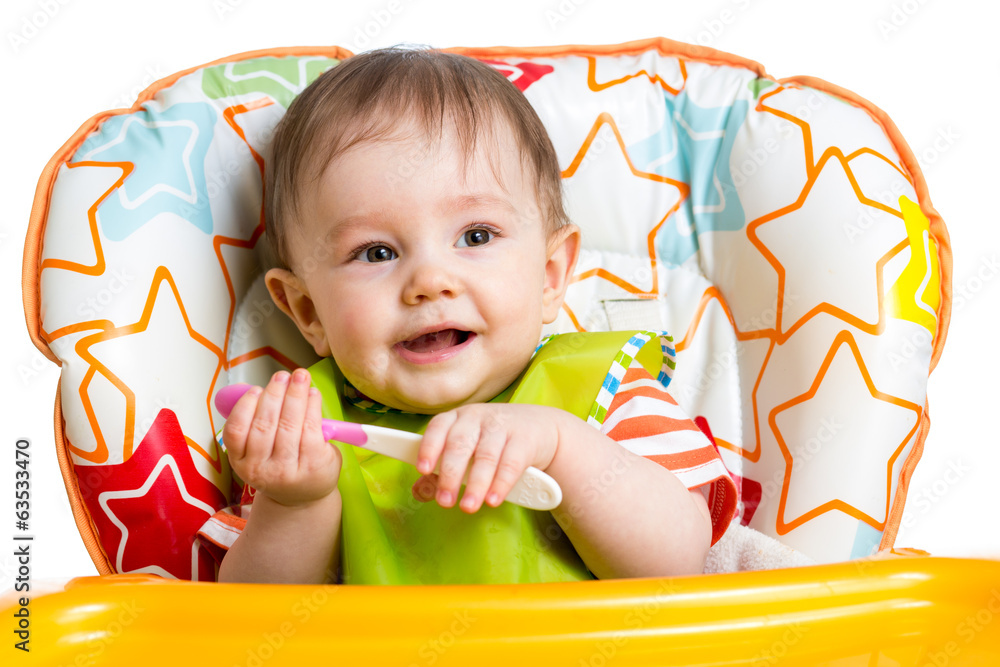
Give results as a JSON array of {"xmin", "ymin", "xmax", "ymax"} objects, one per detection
[
  {"xmin": 674, "ymin": 287, "xmax": 774, "ymax": 462},
  {"xmin": 756, "ymin": 83, "xmax": 912, "ymax": 186},
  {"xmin": 40, "ymin": 161, "xmax": 132, "ymax": 343},
  {"xmin": 745, "ymin": 148, "xmax": 908, "ymax": 341},
  {"xmin": 561, "ymin": 112, "xmax": 690, "ymax": 330},
  {"xmin": 768, "ymin": 329, "xmax": 921, "ymax": 535},
  {"xmin": 746, "ymin": 83, "xmax": 921, "ymax": 341},
  {"xmin": 584, "ymin": 54, "xmax": 687, "ymax": 95},
  {"xmin": 213, "ymin": 98, "xmax": 302, "ymax": 377},
  {"xmin": 73, "ymin": 265, "xmax": 225, "ymax": 467},
  {"xmin": 558, "ymin": 55, "xmax": 693, "ymax": 329}
]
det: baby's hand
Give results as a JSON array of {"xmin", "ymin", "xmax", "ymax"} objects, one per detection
[
  {"xmin": 222, "ymin": 369, "xmax": 342, "ymax": 507},
  {"xmin": 413, "ymin": 404, "xmax": 562, "ymax": 514}
]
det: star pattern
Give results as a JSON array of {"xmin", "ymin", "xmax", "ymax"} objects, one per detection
[
  {"xmin": 886, "ymin": 196, "xmax": 941, "ymax": 336},
  {"xmin": 561, "ymin": 111, "xmax": 686, "ymax": 306},
  {"xmin": 629, "ymin": 90, "xmax": 750, "ymax": 266},
  {"xmin": 770, "ymin": 331, "xmax": 921, "ymax": 534},
  {"xmin": 78, "ymin": 408, "xmax": 227, "ymax": 580},
  {"xmin": 78, "ymin": 265, "xmax": 223, "ymax": 465},
  {"xmin": 76, "ymin": 101, "xmax": 219, "ymax": 240},
  {"xmin": 672, "ymin": 286, "xmax": 775, "ymax": 463},
  {"xmin": 750, "ymin": 153, "xmax": 905, "ymax": 337},
  {"xmin": 480, "ymin": 59, "xmax": 554, "ymax": 91},
  {"xmin": 202, "ymin": 55, "xmax": 342, "ymax": 108}
]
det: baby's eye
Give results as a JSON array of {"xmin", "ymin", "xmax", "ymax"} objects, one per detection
[
  {"xmin": 457, "ymin": 228, "xmax": 494, "ymax": 248},
  {"xmin": 359, "ymin": 245, "xmax": 397, "ymax": 263}
]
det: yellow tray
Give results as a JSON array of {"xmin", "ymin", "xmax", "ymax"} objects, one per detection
[{"xmin": 6, "ymin": 555, "xmax": 1000, "ymax": 665}]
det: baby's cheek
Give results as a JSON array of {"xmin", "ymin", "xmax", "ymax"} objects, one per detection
[
  {"xmin": 361, "ymin": 350, "xmax": 393, "ymax": 384},
  {"xmin": 328, "ymin": 323, "xmax": 390, "ymax": 386},
  {"xmin": 340, "ymin": 357, "xmax": 389, "ymax": 397}
]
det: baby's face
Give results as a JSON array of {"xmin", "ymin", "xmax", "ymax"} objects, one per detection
[{"xmin": 280, "ymin": 121, "xmax": 574, "ymax": 413}]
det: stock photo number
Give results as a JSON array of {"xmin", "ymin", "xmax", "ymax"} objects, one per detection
[{"xmin": 12, "ymin": 438, "xmax": 31, "ymax": 652}]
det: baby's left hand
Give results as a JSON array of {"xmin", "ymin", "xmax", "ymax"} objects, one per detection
[{"xmin": 413, "ymin": 403, "xmax": 565, "ymax": 513}]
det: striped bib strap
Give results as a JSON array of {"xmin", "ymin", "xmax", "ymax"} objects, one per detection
[{"xmin": 585, "ymin": 330, "xmax": 675, "ymax": 429}]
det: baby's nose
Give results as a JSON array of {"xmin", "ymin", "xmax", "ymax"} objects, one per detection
[{"xmin": 401, "ymin": 259, "xmax": 463, "ymax": 303}]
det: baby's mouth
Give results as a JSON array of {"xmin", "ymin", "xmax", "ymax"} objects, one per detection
[{"xmin": 398, "ymin": 329, "xmax": 472, "ymax": 354}]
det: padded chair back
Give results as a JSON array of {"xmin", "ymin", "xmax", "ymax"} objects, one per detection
[{"xmin": 23, "ymin": 38, "xmax": 951, "ymax": 578}]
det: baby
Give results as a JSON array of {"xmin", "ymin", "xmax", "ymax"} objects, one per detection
[{"xmin": 214, "ymin": 46, "xmax": 736, "ymax": 585}]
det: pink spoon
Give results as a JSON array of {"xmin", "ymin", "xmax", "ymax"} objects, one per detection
[{"xmin": 214, "ymin": 383, "xmax": 562, "ymax": 511}]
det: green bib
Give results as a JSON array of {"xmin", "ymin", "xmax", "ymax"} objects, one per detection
[{"xmin": 307, "ymin": 330, "xmax": 673, "ymax": 585}]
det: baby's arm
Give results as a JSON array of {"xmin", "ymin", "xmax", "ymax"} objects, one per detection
[
  {"xmin": 217, "ymin": 370, "xmax": 343, "ymax": 584},
  {"xmin": 544, "ymin": 412, "xmax": 712, "ymax": 579},
  {"xmin": 415, "ymin": 403, "xmax": 713, "ymax": 579}
]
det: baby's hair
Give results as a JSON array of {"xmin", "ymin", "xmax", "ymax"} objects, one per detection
[{"xmin": 264, "ymin": 45, "xmax": 569, "ymax": 271}]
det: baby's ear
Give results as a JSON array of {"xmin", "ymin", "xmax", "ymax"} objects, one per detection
[
  {"xmin": 265, "ymin": 268, "xmax": 332, "ymax": 357},
  {"xmin": 541, "ymin": 224, "xmax": 581, "ymax": 324}
]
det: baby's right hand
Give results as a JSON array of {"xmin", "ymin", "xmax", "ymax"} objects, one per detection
[{"xmin": 221, "ymin": 369, "xmax": 342, "ymax": 507}]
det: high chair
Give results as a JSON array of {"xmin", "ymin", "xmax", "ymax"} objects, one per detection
[{"xmin": 15, "ymin": 37, "xmax": 1000, "ymax": 664}]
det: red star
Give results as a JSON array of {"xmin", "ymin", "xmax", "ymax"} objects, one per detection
[
  {"xmin": 480, "ymin": 59, "xmax": 555, "ymax": 91},
  {"xmin": 78, "ymin": 408, "xmax": 228, "ymax": 580}
]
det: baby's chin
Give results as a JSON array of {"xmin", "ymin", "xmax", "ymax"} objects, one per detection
[
  {"xmin": 352, "ymin": 376, "xmax": 515, "ymax": 414},
  {"xmin": 368, "ymin": 389, "xmax": 491, "ymax": 415}
]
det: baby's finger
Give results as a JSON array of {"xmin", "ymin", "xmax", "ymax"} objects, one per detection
[
  {"xmin": 221, "ymin": 385, "xmax": 263, "ymax": 461},
  {"xmin": 418, "ymin": 410, "xmax": 458, "ymax": 475},
  {"xmin": 244, "ymin": 371, "xmax": 291, "ymax": 461},
  {"xmin": 270, "ymin": 368, "xmax": 312, "ymax": 464},
  {"xmin": 459, "ymin": 419, "xmax": 506, "ymax": 513},
  {"xmin": 435, "ymin": 416, "xmax": 482, "ymax": 508},
  {"xmin": 411, "ymin": 473, "xmax": 439, "ymax": 502},
  {"xmin": 485, "ymin": 439, "xmax": 530, "ymax": 508},
  {"xmin": 297, "ymin": 385, "xmax": 330, "ymax": 461}
]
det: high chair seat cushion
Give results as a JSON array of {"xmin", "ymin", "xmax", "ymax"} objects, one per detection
[{"xmin": 23, "ymin": 38, "xmax": 950, "ymax": 578}]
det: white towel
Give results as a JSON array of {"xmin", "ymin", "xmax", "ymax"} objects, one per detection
[{"xmin": 704, "ymin": 523, "xmax": 815, "ymax": 573}]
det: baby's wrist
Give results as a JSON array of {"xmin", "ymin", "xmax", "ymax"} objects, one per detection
[
  {"xmin": 525, "ymin": 407, "xmax": 580, "ymax": 471},
  {"xmin": 257, "ymin": 486, "xmax": 342, "ymax": 513},
  {"xmin": 545, "ymin": 408, "xmax": 604, "ymax": 474},
  {"xmin": 551, "ymin": 407, "xmax": 590, "ymax": 440}
]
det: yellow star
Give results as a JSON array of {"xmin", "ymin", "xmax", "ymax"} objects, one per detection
[{"xmin": 885, "ymin": 196, "xmax": 940, "ymax": 335}]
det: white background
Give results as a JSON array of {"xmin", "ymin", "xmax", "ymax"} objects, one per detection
[{"xmin": 2, "ymin": 0, "xmax": 997, "ymax": 590}]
